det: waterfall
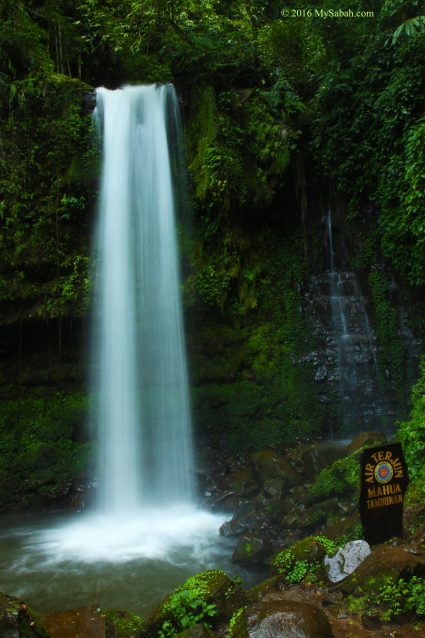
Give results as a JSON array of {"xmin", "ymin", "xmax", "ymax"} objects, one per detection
[
  {"xmin": 307, "ymin": 210, "xmax": 397, "ymax": 434},
  {"xmin": 324, "ymin": 210, "xmax": 384, "ymax": 429},
  {"xmin": 92, "ymin": 84, "xmax": 194, "ymax": 514}
]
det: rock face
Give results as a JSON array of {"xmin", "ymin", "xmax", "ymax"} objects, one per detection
[
  {"xmin": 324, "ymin": 540, "xmax": 371, "ymax": 583},
  {"xmin": 304, "ymin": 263, "xmax": 421, "ymax": 434},
  {"xmin": 0, "ymin": 592, "xmax": 51, "ymax": 638},
  {"xmin": 230, "ymin": 600, "xmax": 333, "ymax": 638}
]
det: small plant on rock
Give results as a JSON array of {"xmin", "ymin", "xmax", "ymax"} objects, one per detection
[{"xmin": 159, "ymin": 589, "xmax": 217, "ymax": 637}]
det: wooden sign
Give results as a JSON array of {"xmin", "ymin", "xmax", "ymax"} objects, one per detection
[{"xmin": 360, "ymin": 443, "xmax": 409, "ymax": 545}]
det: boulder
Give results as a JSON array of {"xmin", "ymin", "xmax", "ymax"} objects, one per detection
[
  {"xmin": 272, "ymin": 536, "xmax": 337, "ymax": 583},
  {"xmin": 102, "ymin": 609, "xmax": 145, "ymax": 637},
  {"xmin": 299, "ymin": 443, "xmax": 345, "ymax": 481},
  {"xmin": 324, "ymin": 540, "xmax": 371, "ymax": 583},
  {"xmin": 231, "ymin": 531, "xmax": 273, "ymax": 567},
  {"xmin": 337, "ymin": 545, "xmax": 425, "ymax": 594},
  {"xmin": 228, "ymin": 600, "xmax": 333, "ymax": 638},
  {"xmin": 223, "ymin": 469, "xmax": 260, "ymax": 498},
  {"xmin": 144, "ymin": 570, "xmax": 248, "ymax": 636},
  {"xmin": 44, "ymin": 607, "xmax": 105, "ymax": 638},
  {"xmin": 0, "ymin": 592, "xmax": 51, "ymax": 638},
  {"xmin": 303, "ymin": 498, "xmax": 341, "ymax": 529},
  {"xmin": 263, "ymin": 479, "xmax": 285, "ymax": 499},
  {"xmin": 175, "ymin": 624, "xmax": 218, "ymax": 638},
  {"xmin": 251, "ymin": 448, "xmax": 301, "ymax": 486}
]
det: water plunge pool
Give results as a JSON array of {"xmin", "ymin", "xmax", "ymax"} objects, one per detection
[{"xmin": 0, "ymin": 507, "xmax": 248, "ymax": 616}]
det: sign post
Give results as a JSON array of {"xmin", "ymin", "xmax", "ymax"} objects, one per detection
[{"xmin": 360, "ymin": 443, "xmax": 409, "ymax": 545}]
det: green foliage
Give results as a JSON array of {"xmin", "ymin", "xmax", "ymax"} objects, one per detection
[
  {"xmin": 0, "ymin": 391, "xmax": 91, "ymax": 507},
  {"xmin": 399, "ymin": 355, "xmax": 425, "ymax": 483},
  {"xmin": 348, "ymin": 574, "xmax": 425, "ymax": 622},
  {"xmin": 312, "ymin": 3, "xmax": 424, "ymax": 286},
  {"xmin": 310, "ymin": 452, "xmax": 361, "ymax": 501},
  {"xmin": 368, "ymin": 270, "xmax": 405, "ymax": 404},
  {"xmin": 155, "ymin": 570, "xmax": 233, "ymax": 637},
  {"xmin": 0, "ymin": 73, "xmax": 94, "ymax": 318},
  {"xmin": 102, "ymin": 610, "xmax": 145, "ymax": 636},
  {"xmin": 392, "ymin": 16, "xmax": 425, "ymax": 44},
  {"xmin": 159, "ymin": 590, "xmax": 217, "ymax": 637},
  {"xmin": 272, "ymin": 535, "xmax": 337, "ymax": 584},
  {"xmin": 226, "ymin": 606, "xmax": 247, "ymax": 638}
]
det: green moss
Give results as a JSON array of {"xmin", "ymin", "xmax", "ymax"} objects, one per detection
[
  {"xmin": 368, "ymin": 270, "xmax": 407, "ymax": 408},
  {"xmin": 309, "ymin": 451, "xmax": 362, "ymax": 502},
  {"xmin": 399, "ymin": 355, "xmax": 425, "ymax": 484},
  {"xmin": 346, "ymin": 575, "xmax": 425, "ymax": 623},
  {"xmin": 103, "ymin": 610, "xmax": 145, "ymax": 636},
  {"xmin": 272, "ymin": 536, "xmax": 337, "ymax": 584},
  {"xmin": 0, "ymin": 390, "xmax": 92, "ymax": 509},
  {"xmin": 226, "ymin": 606, "xmax": 247, "ymax": 638}
]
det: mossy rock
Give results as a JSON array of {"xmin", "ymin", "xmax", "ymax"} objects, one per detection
[
  {"xmin": 251, "ymin": 448, "xmax": 301, "ymax": 485},
  {"xmin": 308, "ymin": 449, "xmax": 362, "ymax": 504},
  {"xmin": 102, "ymin": 609, "xmax": 145, "ymax": 637},
  {"xmin": 0, "ymin": 592, "xmax": 51, "ymax": 637},
  {"xmin": 143, "ymin": 570, "xmax": 248, "ymax": 637},
  {"xmin": 321, "ymin": 511, "xmax": 363, "ymax": 545},
  {"xmin": 223, "ymin": 469, "xmax": 260, "ymax": 498},
  {"xmin": 227, "ymin": 600, "xmax": 333, "ymax": 638},
  {"xmin": 231, "ymin": 531, "xmax": 273, "ymax": 567},
  {"xmin": 272, "ymin": 536, "xmax": 337, "ymax": 584}
]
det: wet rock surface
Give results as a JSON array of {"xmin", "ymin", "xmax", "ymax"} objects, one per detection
[
  {"xmin": 0, "ymin": 592, "xmax": 51, "ymax": 638},
  {"xmin": 232, "ymin": 531, "xmax": 274, "ymax": 567},
  {"xmin": 44, "ymin": 607, "xmax": 105, "ymax": 638},
  {"xmin": 231, "ymin": 599, "xmax": 334, "ymax": 638}
]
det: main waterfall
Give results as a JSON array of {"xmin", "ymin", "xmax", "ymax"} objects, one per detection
[
  {"xmin": 92, "ymin": 84, "xmax": 194, "ymax": 512},
  {"xmin": 0, "ymin": 87, "xmax": 225, "ymax": 609}
]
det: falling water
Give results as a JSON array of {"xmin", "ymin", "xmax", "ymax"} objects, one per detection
[
  {"xmin": 92, "ymin": 85, "xmax": 194, "ymax": 512},
  {"xmin": 0, "ymin": 86, "xmax": 229, "ymax": 610},
  {"xmin": 325, "ymin": 209, "xmax": 387, "ymax": 430}
]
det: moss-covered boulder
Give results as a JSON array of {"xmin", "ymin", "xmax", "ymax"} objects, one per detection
[
  {"xmin": 308, "ymin": 450, "xmax": 361, "ymax": 504},
  {"xmin": 223, "ymin": 469, "xmax": 260, "ymax": 498},
  {"xmin": 227, "ymin": 600, "xmax": 333, "ymax": 638},
  {"xmin": 251, "ymin": 448, "xmax": 301, "ymax": 486},
  {"xmin": 143, "ymin": 570, "xmax": 248, "ymax": 637},
  {"xmin": 231, "ymin": 531, "xmax": 273, "ymax": 567},
  {"xmin": 272, "ymin": 536, "xmax": 337, "ymax": 584},
  {"xmin": 0, "ymin": 592, "xmax": 51, "ymax": 637}
]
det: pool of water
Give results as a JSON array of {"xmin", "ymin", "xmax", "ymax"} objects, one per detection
[{"xmin": 0, "ymin": 506, "xmax": 254, "ymax": 616}]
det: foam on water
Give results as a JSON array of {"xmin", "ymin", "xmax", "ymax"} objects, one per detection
[
  {"xmin": 0, "ymin": 510, "xmax": 235, "ymax": 615},
  {"xmin": 24, "ymin": 507, "xmax": 224, "ymax": 564}
]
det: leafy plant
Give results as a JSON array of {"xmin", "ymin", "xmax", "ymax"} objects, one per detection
[{"xmin": 159, "ymin": 589, "xmax": 217, "ymax": 637}]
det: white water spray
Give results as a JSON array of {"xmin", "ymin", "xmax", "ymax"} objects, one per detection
[{"xmin": 91, "ymin": 85, "xmax": 194, "ymax": 513}]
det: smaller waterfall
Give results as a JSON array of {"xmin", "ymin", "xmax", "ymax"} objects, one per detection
[{"xmin": 308, "ymin": 210, "xmax": 393, "ymax": 432}]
